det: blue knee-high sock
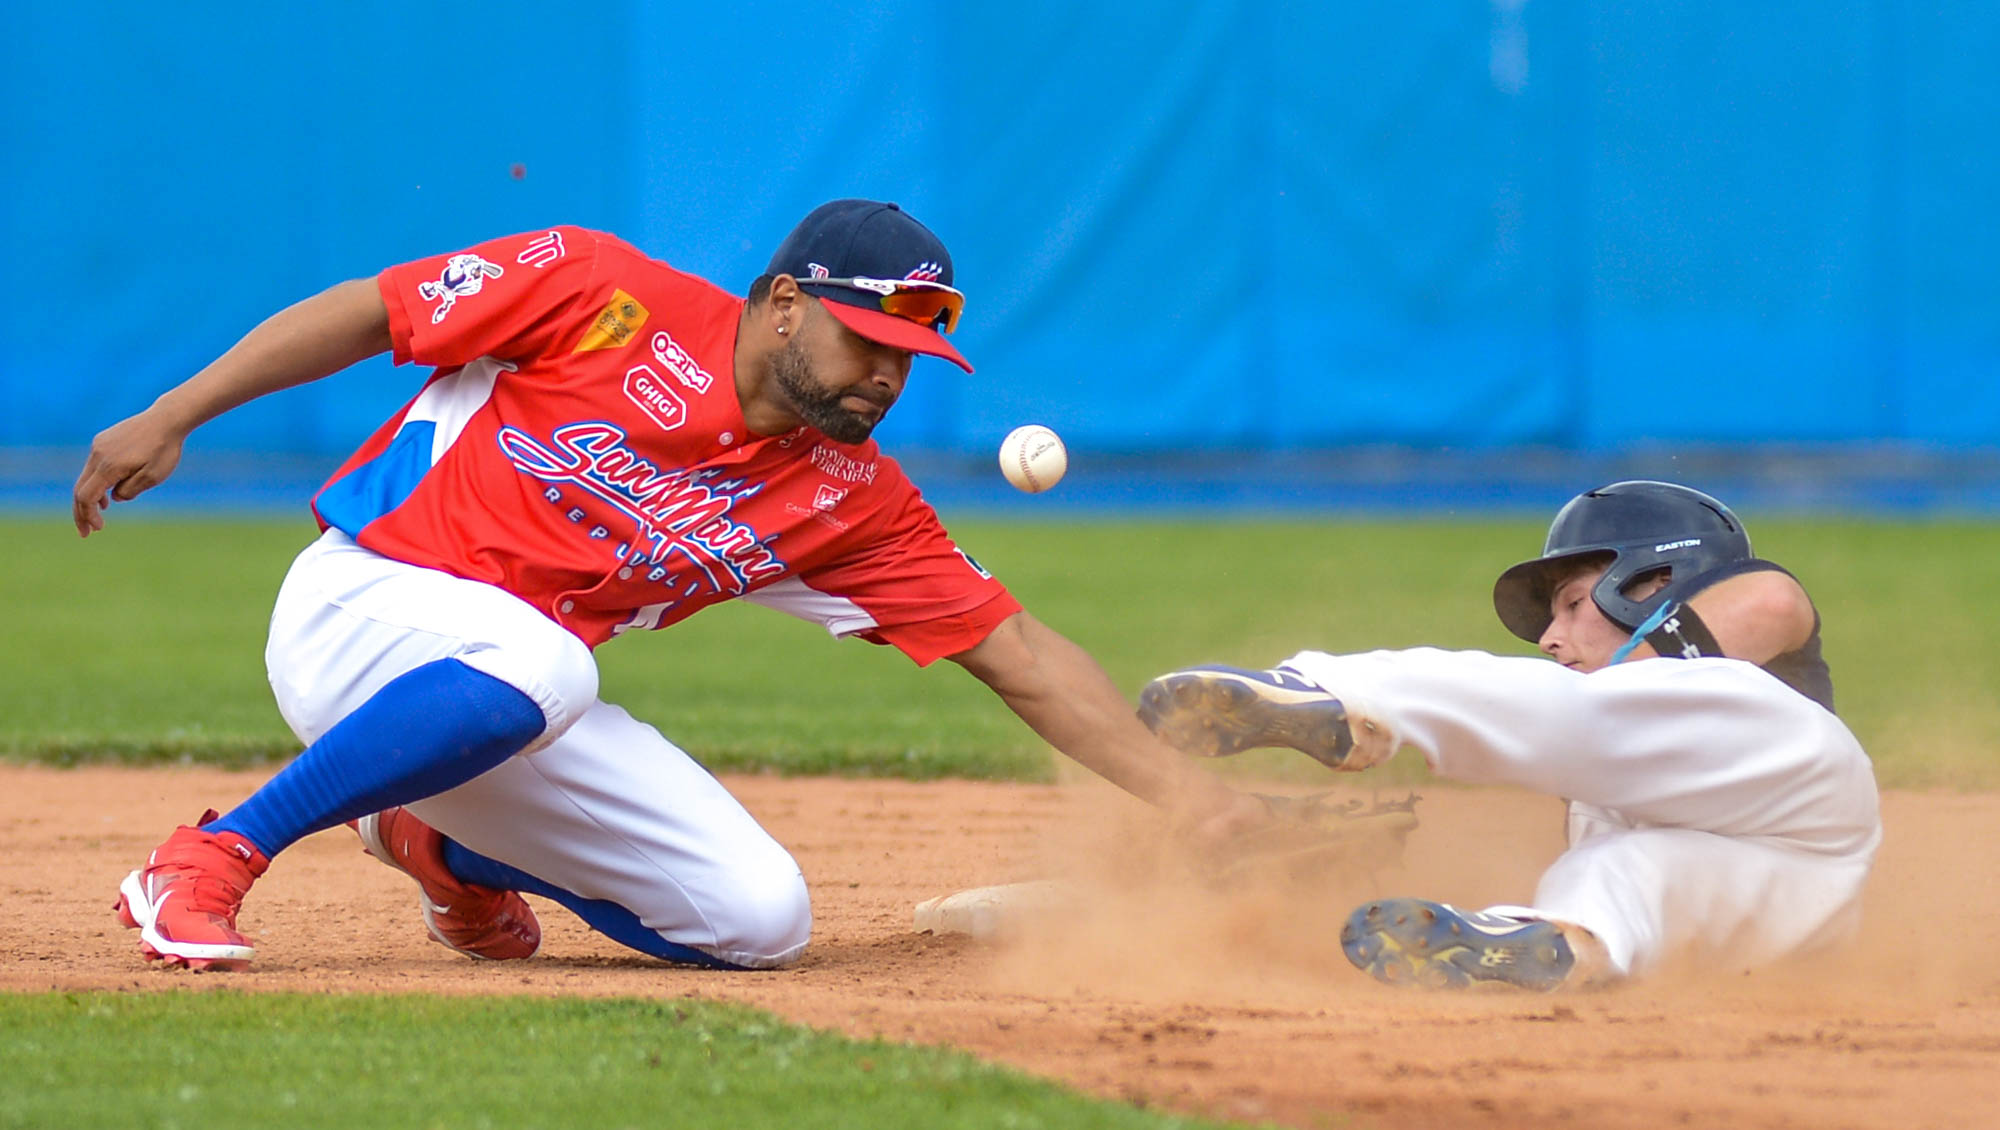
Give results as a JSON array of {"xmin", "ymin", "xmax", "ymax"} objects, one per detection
[
  {"xmin": 439, "ymin": 840, "xmax": 742, "ymax": 970},
  {"xmin": 209, "ymin": 659, "xmax": 545, "ymax": 858}
]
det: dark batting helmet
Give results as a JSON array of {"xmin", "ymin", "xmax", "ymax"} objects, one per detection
[{"xmin": 1492, "ymin": 480, "xmax": 1753, "ymax": 642}]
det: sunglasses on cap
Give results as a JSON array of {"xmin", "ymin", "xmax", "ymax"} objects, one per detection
[{"xmin": 797, "ymin": 276, "xmax": 965, "ymax": 334}]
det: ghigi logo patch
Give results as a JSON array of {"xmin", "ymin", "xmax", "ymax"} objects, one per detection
[{"xmin": 623, "ymin": 364, "xmax": 688, "ymax": 432}]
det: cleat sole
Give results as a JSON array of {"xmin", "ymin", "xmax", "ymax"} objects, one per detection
[
  {"xmin": 1341, "ymin": 897, "xmax": 1573, "ymax": 991},
  {"xmin": 1138, "ymin": 667, "xmax": 1355, "ymax": 766}
]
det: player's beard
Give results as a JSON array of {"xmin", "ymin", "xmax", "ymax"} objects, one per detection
[{"xmin": 771, "ymin": 337, "xmax": 880, "ymax": 445}]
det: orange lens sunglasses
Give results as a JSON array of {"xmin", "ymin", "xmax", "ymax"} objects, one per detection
[{"xmin": 800, "ymin": 276, "xmax": 964, "ymax": 333}]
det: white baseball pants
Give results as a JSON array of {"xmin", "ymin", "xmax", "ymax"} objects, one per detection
[
  {"xmin": 264, "ymin": 530, "xmax": 810, "ymax": 968},
  {"xmin": 1279, "ymin": 647, "xmax": 1882, "ymax": 977}
]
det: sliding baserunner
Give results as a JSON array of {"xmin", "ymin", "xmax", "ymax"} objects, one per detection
[{"xmin": 1139, "ymin": 480, "xmax": 1880, "ymax": 989}]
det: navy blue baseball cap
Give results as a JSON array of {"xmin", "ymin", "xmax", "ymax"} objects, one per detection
[{"xmin": 767, "ymin": 199, "xmax": 972, "ymax": 372}]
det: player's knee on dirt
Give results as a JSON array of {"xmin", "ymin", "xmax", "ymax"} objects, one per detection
[{"xmin": 697, "ymin": 857, "xmax": 812, "ymax": 969}]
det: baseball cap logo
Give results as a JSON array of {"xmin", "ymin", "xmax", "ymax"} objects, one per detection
[{"xmin": 905, "ymin": 261, "xmax": 943, "ymax": 282}]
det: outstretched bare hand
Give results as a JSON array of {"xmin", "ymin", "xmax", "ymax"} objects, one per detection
[{"xmin": 73, "ymin": 407, "xmax": 188, "ymax": 536}]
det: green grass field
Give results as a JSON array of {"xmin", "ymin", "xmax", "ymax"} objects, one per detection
[
  {"xmin": 4, "ymin": 512, "xmax": 1995, "ymax": 1128},
  {"xmin": 3, "ymin": 515, "xmax": 1996, "ymax": 787},
  {"xmin": 0, "ymin": 992, "xmax": 1244, "ymax": 1130}
]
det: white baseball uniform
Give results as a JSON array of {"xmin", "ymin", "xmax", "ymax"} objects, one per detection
[
  {"xmin": 1278, "ymin": 647, "xmax": 1882, "ymax": 977},
  {"xmin": 266, "ymin": 530, "xmax": 814, "ymax": 968}
]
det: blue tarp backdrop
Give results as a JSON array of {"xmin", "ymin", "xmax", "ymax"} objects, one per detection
[{"xmin": 5, "ymin": 2, "xmax": 1996, "ymax": 462}]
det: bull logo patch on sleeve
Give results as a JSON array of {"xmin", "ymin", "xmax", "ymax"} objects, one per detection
[{"xmin": 417, "ymin": 254, "xmax": 505, "ymax": 324}]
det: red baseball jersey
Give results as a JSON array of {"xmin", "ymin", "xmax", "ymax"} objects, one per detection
[{"xmin": 313, "ymin": 227, "xmax": 1018, "ymax": 664}]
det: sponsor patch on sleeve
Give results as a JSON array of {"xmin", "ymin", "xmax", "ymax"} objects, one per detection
[{"xmin": 574, "ymin": 289, "xmax": 650, "ymax": 352}]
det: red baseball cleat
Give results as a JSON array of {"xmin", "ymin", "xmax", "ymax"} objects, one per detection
[
  {"xmin": 352, "ymin": 807, "xmax": 541, "ymax": 960},
  {"xmin": 114, "ymin": 809, "xmax": 271, "ymax": 972}
]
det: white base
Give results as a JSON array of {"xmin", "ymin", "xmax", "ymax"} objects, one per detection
[{"xmin": 913, "ymin": 879, "xmax": 1075, "ymax": 940}]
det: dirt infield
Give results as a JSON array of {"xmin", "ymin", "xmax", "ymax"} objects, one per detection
[{"xmin": 5, "ymin": 764, "xmax": 1996, "ymax": 1130}]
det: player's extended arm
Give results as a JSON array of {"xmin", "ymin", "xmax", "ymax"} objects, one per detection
[
  {"xmin": 1618, "ymin": 569, "xmax": 1816, "ymax": 666},
  {"xmin": 949, "ymin": 610, "xmax": 1266, "ymax": 838},
  {"xmin": 73, "ymin": 278, "xmax": 391, "ymax": 537}
]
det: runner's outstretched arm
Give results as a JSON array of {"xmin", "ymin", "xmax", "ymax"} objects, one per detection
[{"xmin": 951, "ymin": 610, "xmax": 1266, "ymax": 840}]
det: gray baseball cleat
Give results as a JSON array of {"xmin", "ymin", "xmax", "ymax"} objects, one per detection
[{"xmin": 1137, "ymin": 664, "xmax": 1357, "ymax": 768}]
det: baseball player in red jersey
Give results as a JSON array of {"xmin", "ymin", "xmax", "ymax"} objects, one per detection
[{"xmin": 76, "ymin": 200, "xmax": 1267, "ymax": 971}]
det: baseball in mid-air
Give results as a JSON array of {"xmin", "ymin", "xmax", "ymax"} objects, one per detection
[{"xmin": 998, "ymin": 424, "xmax": 1067, "ymax": 493}]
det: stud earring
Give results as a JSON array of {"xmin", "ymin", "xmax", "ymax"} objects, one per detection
[{"xmin": 776, "ymin": 326, "xmax": 787, "ymax": 335}]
